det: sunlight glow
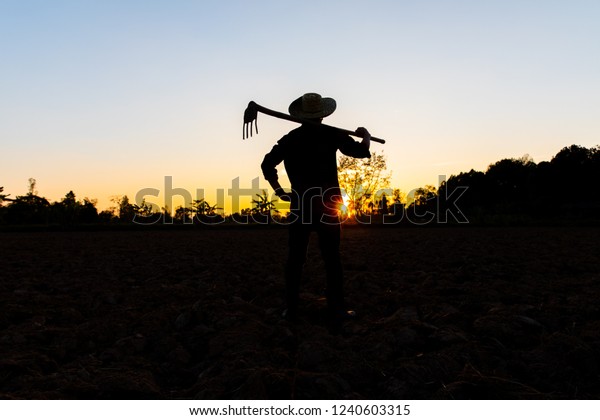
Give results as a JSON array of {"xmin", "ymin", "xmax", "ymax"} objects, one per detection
[{"xmin": 339, "ymin": 191, "xmax": 354, "ymax": 218}]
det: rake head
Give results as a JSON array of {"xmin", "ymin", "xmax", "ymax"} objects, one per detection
[{"xmin": 243, "ymin": 101, "xmax": 259, "ymax": 139}]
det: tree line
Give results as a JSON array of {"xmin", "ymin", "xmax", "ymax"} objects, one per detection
[
  {"xmin": 335, "ymin": 144, "xmax": 599, "ymax": 225},
  {"xmin": 1, "ymin": 144, "xmax": 598, "ymax": 227},
  {"xmin": 435, "ymin": 144, "xmax": 600, "ymax": 224}
]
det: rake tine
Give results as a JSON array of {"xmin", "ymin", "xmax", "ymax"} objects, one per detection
[
  {"xmin": 243, "ymin": 119, "xmax": 257, "ymax": 139},
  {"xmin": 243, "ymin": 101, "xmax": 259, "ymax": 140},
  {"xmin": 243, "ymin": 120, "xmax": 258, "ymax": 139}
]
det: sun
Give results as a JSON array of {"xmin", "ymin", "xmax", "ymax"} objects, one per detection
[{"xmin": 338, "ymin": 191, "xmax": 354, "ymax": 218}]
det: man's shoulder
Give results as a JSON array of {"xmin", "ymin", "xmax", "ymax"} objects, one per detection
[
  {"xmin": 277, "ymin": 126, "xmax": 308, "ymax": 145},
  {"xmin": 284, "ymin": 124, "xmax": 346, "ymax": 139},
  {"xmin": 287, "ymin": 125, "xmax": 312, "ymax": 137},
  {"xmin": 276, "ymin": 124, "xmax": 350, "ymax": 150}
]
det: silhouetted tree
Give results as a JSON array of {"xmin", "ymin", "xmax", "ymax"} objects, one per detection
[
  {"xmin": 132, "ymin": 199, "xmax": 155, "ymax": 217},
  {"xmin": 98, "ymin": 210, "xmax": 116, "ymax": 223},
  {"xmin": 547, "ymin": 145, "xmax": 600, "ymax": 217},
  {"xmin": 406, "ymin": 185, "xmax": 437, "ymax": 223},
  {"xmin": 252, "ymin": 190, "xmax": 278, "ymax": 223},
  {"xmin": 338, "ymin": 151, "xmax": 391, "ymax": 216},
  {"xmin": 191, "ymin": 198, "xmax": 222, "ymax": 223},
  {"xmin": 0, "ymin": 186, "xmax": 9, "ymax": 224},
  {"xmin": 5, "ymin": 178, "xmax": 50, "ymax": 224},
  {"xmin": 442, "ymin": 170, "xmax": 489, "ymax": 204},
  {"xmin": 52, "ymin": 191, "xmax": 78, "ymax": 225},
  {"xmin": 80, "ymin": 198, "xmax": 99, "ymax": 223},
  {"xmin": 130, "ymin": 198, "xmax": 164, "ymax": 224},
  {"xmin": 0, "ymin": 186, "xmax": 9, "ymax": 204},
  {"xmin": 378, "ymin": 192, "xmax": 389, "ymax": 215},
  {"xmin": 174, "ymin": 205, "xmax": 193, "ymax": 223},
  {"xmin": 439, "ymin": 170, "xmax": 490, "ymax": 222},
  {"xmin": 51, "ymin": 191, "xmax": 99, "ymax": 225},
  {"xmin": 550, "ymin": 145, "xmax": 596, "ymax": 192},
  {"xmin": 485, "ymin": 155, "xmax": 536, "ymax": 214},
  {"xmin": 383, "ymin": 188, "xmax": 406, "ymax": 222},
  {"xmin": 28, "ymin": 178, "xmax": 37, "ymax": 195},
  {"xmin": 112, "ymin": 195, "xmax": 136, "ymax": 222}
]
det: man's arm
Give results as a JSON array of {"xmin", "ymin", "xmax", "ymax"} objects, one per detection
[
  {"xmin": 355, "ymin": 127, "xmax": 371, "ymax": 152},
  {"xmin": 261, "ymin": 143, "xmax": 292, "ymax": 202},
  {"xmin": 338, "ymin": 127, "xmax": 372, "ymax": 158},
  {"xmin": 266, "ymin": 178, "xmax": 292, "ymax": 203}
]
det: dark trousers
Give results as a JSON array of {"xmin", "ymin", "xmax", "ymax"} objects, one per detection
[{"xmin": 284, "ymin": 217, "xmax": 344, "ymax": 317}]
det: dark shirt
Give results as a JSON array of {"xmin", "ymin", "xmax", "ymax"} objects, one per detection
[{"xmin": 262, "ymin": 124, "xmax": 371, "ymax": 194}]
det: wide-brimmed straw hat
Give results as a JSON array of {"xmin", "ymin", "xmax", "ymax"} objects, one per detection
[{"xmin": 288, "ymin": 93, "xmax": 336, "ymax": 119}]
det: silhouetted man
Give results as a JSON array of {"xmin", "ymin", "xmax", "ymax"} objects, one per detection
[{"xmin": 261, "ymin": 93, "xmax": 371, "ymax": 330}]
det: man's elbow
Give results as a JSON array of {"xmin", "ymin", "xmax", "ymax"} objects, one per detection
[
  {"xmin": 360, "ymin": 145, "xmax": 372, "ymax": 158},
  {"xmin": 261, "ymin": 163, "xmax": 277, "ymax": 183}
]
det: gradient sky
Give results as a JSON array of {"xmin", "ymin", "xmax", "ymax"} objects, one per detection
[{"xmin": 1, "ymin": 0, "xmax": 599, "ymax": 212}]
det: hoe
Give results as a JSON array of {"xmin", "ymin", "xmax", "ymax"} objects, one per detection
[{"xmin": 243, "ymin": 101, "xmax": 386, "ymax": 144}]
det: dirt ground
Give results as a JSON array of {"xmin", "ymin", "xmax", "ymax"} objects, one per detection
[{"xmin": 1, "ymin": 225, "xmax": 599, "ymax": 399}]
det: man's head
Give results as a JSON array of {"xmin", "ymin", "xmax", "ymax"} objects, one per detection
[{"xmin": 289, "ymin": 93, "xmax": 336, "ymax": 120}]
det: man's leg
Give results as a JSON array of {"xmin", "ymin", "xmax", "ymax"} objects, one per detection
[
  {"xmin": 284, "ymin": 222, "xmax": 310, "ymax": 320},
  {"xmin": 317, "ymin": 222, "xmax": 345, "ymax": 317}
]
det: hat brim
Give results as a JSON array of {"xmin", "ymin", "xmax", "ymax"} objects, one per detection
[{"xmin": 288, "ymin": 96, "xmax": 337, "ymax": 119}]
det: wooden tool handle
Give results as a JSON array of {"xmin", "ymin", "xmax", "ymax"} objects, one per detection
[{"xmin": 251, "ymin": 102, "xmax": 386, "ymax": 144}]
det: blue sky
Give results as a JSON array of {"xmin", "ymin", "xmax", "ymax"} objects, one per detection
[{"xmin": 1, "ymin": 0, "xmax": 599, "ymax": 211}]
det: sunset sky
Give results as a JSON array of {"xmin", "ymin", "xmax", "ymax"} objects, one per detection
[{"xmin": 2, "ymin": 0, "xmax": 599, "ymax": 213}]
